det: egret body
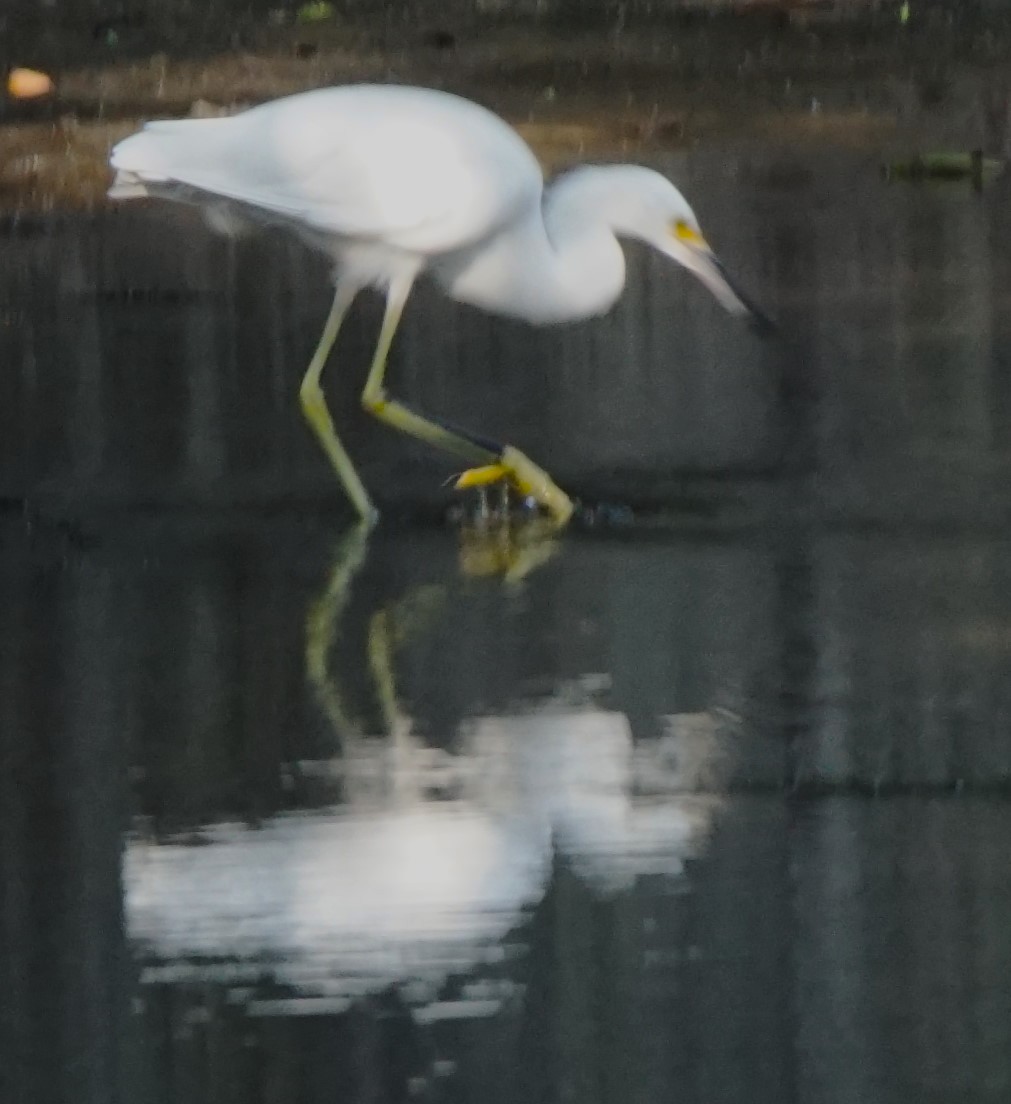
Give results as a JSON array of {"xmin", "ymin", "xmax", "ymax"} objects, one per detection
[{"xmin": 110, "ymin": 84, "xmax": 768, "ymax": 525}]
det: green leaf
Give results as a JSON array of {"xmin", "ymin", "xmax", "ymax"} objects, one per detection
[{"xmin": 295, "ymin": 1, "xmax": 335, "ymax": 24}]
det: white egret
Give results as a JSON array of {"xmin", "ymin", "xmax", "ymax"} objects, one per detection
[{"xmin": 109, "ymin": 84, "xmax": 769, "ymax": 526}]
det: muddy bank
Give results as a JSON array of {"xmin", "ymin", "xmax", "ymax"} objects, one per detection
[{"xmin": 4, "ymin": 5, "xmax": 1011, "ymax": 210}]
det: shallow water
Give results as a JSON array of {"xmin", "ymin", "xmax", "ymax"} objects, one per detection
[{"xmin": 4, "ymin": 146, "xmax": 1011, "ymax": 1103}]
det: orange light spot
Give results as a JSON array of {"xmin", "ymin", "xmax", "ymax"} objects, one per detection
[{"xmin": 7, "ymin": 68, "xmax": 54, "ymax": 100}]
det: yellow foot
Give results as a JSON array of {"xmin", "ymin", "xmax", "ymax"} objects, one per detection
[
  {"xmin": 454, "ymin": 446, "xmax": 573, "ymax": 527},
  {"xmin": 454, "ymin": 463, "xmax": 511, "ymax": 489}
]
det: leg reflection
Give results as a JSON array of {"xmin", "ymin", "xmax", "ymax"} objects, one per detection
[{"xmin": 305, "ymin": 516, "xmax": 563, "ymax": 754}]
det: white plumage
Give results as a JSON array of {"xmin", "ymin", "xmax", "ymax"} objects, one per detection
[
  {"xmin": 113, "ymin": 87, "xmax": 539, "ymax": 254},
  {"xmin": 110, "ymin": 85, "xmax": 768, "ymax": 523}
]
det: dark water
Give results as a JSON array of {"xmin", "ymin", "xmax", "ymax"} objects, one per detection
[{"xmin": 4, "ymin": 147, "xmax": 1011, "ymax": 1103}]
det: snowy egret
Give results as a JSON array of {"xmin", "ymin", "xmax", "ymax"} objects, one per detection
[{"xmin": 109, "ymin": 84, "xmax": 769, "ymax": 526}]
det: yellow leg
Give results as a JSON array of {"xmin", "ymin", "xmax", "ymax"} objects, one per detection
[
  {"xmin": 361, "ymin": 274, "xmax": 496, "ymax": 465},
  {"xmin": 361, "ymin": 274, "xmax": 575, "ymax": 527},
  {"xmin": 299, "ymin": 281, "xmax": 377, "ymax": 522}
]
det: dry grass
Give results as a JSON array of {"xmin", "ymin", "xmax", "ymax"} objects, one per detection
[
  {"xmin": 0, "ymin": 46, "xmax": 709, "ymax": 210},
  {"xmin": 0, "ymin": 119, "xmax": 135, "ymax": 211},
  {"xmin": 0, "ymin": 12, "xmax": 1002, "ymax": 211}
]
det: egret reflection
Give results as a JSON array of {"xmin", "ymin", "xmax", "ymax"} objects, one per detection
[{"xmin": 126, "ymin": 524, "xmax": 733, "ymax": 1011}]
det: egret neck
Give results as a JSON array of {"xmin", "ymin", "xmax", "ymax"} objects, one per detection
[{"xmin": 434, "ymin": 167, "xmax": 629, "ymax": 325}]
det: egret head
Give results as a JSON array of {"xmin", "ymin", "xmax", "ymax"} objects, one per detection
[{"xmin": 592, "ymin": 166, "xmax": 774, "ymax": 334}]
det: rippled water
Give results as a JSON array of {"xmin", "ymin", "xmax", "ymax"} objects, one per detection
[{"xmin": 4, "ymin": 146, "xmax": 1011, "ymax": 1103}]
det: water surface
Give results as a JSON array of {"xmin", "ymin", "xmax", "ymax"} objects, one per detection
[{"xmin": 3, "ymin": 145, "xmax": 1011, "ymax": 1103}]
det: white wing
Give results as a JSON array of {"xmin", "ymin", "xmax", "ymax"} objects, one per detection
[{"xmin": 109, "ymin": 85, "xmax": 544, "ymax": 255}]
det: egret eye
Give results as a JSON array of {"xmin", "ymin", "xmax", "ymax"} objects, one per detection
[{"xmin": 672, "ymin": 219, "xmax": 707, "ymax": 248}]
